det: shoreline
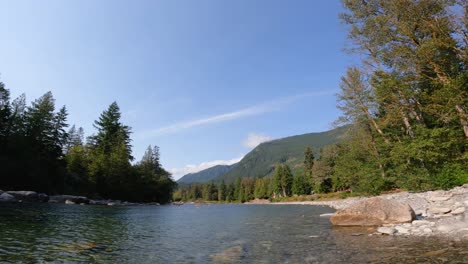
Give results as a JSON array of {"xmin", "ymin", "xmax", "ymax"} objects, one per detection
[{"xmin": 271, "ymin": 184, "xmax": 468, "ymax": 240}]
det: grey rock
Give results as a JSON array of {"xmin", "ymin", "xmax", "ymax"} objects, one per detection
[
  {"xmin": 7, "ymin": 191, "xmax": 38, "ymax": 202},
  {"xmin": 377, "ymin": 226, "xmax": 396, "ymax": 235},
  {"xmin": 0, "ymin": 192, "xmax": 16, "ymax": 202},
  {"xmin": 429, "ymin": 196, "xmax": 451, "ymax": 202},
  {"xmin": 451, "ymin": 207, "xmax": 465, "ymax": 215},
  {"xmin": 395, "ymin": 226, "xmax": 410, "ymax": 234},
  {"xmin": 65, "ymin": 200, "xmax": 76, "ymax": 205},
  {"xmin": 330, "ymin": 197, "xmax": 416, "ymax": 226},
  {"xmin": 412, "ymin": 220, "xmax": 431, "ymax": 226},
  {"xmin": 429, "ymin": 207, "xmax": 452, "ymax": 215},
  {"xmin": 49, "ymin": 195, "xmax": 89, "ymax": 204},
  {"xmin": 423, "ymin": 228, "xmax": 433, "ymax": 233},
  {"xmin": 37, "ymin": 193, "xmax": 49, "ymax": 202}
]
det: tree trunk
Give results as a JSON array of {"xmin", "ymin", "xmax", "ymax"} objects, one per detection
[{"xmin": 455, "ymin": 104, "xmax": 468, "ymax": 137}]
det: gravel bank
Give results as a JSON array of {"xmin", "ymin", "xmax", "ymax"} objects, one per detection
[{"xmin": 273, "ymin": 184, "xmax": 468, "ymax": 240}]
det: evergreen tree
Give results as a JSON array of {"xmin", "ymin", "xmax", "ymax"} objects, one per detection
[
  {"xmin": 304, "ymin": 146, "xmax": 315, "ymax": 192},
  {"xmin": 234, "ymin": 177, "xmax": 242, "ymax": 201},
  {"xmin": 281, "ymin": 164, "xmax": 293, "ymax": 197},
  {"xmin": 88, "ymin": 102, "xmax": 133, "ymax": 198},
  {"xmin": 218, "ymin": 180, "xmax": 226, "ymax": 201}
]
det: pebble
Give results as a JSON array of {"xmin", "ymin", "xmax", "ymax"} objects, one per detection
[
  {"xmin": 377, "ymin": 227, "xmax": 396, "ymax": 235},
  {"xmin": 423, "ymin": 228, "xmax": 433, "ymax": 233},
  {"xmin": 412, "ymin": 220, "xmax": 430, "ymax": 226},
  {"xmin": 395, "ymin": 226, "xmax": 409, "ymax": 234},
  {"xmin": 451, "ymin": 207, "xmax": 465, "ymax": 215},
  {"xmin": 429, "ymin": 207, "xmax": 451, "ymax": 215},
  {"xmin": 429, "ymin": 196, "xmax": 451, "ymax": 202}
]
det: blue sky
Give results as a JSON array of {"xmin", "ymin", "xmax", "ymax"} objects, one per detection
[{"xmin": 0, "ymin": 0, "xmax": 356, "ymax": 179}]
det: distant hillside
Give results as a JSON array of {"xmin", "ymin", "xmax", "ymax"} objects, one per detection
[
  {"xmin": 177, "ymin": 164, "xmax": 236, "ymax": 184},
  {"xmin": 216, "ymin": 126, "xmax": 347, "ymax": 183}
]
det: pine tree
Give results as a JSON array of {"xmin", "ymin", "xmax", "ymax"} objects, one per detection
[
  {"xmin": 281, "ymin": 164, "xmax": 293, "ymax": 197},
  {"xmin": 88, "ymin": 102, "xmax": 133, "ymax": 198},
  {"xmin": 304, "ymin": 146, "xmax": 315, "ymax": 192},
  {"xmin": 0, "ymin": 82, "xmax": 11, "ymax": 142},
  {"xmin": 218, "ymin": 180, "xmax": 226, "ymax": 201}
]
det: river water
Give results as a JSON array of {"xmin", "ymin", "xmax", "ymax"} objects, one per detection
[{"xmin": 0, "ymin": 203, "xmax": 467, "ymax": 263}]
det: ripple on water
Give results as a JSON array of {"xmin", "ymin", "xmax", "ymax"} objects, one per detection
[{"xmin": 0, "ymin": 203, "xmax": 467, "ymax": 263}]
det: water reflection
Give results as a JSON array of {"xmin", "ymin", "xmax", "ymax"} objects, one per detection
[{"xmin": 0, "ymin": 203, "xmax": 467, "ymax": 263}]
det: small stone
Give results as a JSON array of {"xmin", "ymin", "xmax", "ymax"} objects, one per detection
[
  {"xmin": 423, "ymin": 228, "xmax": 432, "ymax": 233},
  {"xmin": 395, "ymin": 226, "xmax": 410, "ymax": 234},
  {"xmin": 429, "ymin": 207, "xmax": 451, "ymax": 215},
  {"xmin": 429, "ymin": 196, "xmax": 451, "ymax": 202},
  {"xmin": 422, "ymin": 249, "xmax": 447, "ymax": 257},
  {"xmin": 451, "ymin": 207, "xmax": 465, "ymax": 215},
  {"xmin": 412, "ymin": 220, "xmax": 430, "ymax": 226},
  {"xmin": 377, "ymin": 226, "xmax": 396, "ymax": 235},
  {"xmin": 65, "ymin": 200, "xmax": 76, "ymax": 205}
]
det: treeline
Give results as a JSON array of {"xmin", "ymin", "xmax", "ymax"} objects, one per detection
[
  {"xmin": 320, "ymin": 0, "xmax": 467, "ymax": 194},
  {"xmin": 0, "ymin": 85, "xmax": 176, "ymax": 203},
  {"xmin": 173, "ymin": 147, "xmax": 315, "ymax": 202},
  {"xmin": 176, "ymin": 0, "xmax": 468, "ymax": 201}
]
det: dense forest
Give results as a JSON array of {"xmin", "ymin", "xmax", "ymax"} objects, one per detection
[
  {"xmin": 0, "ymin": 86, "xmax": 176, "ymax": 203},
  {"xmin": 175, "ymin": 0, "xmax": 467, "ymax": 202}
]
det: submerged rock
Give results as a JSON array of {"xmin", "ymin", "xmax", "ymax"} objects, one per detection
[
  {"xmin": 210, "ymin": 245, "xmax": 245, "ymax": 263},
  {"xmin": 330, "ymin": 197, "xmax": 416, "ymax": 226}
]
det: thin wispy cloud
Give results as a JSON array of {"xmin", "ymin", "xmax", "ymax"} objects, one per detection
[{"xmin": 137, "ymin": 90, "xmax": 333, "ymax": 138}]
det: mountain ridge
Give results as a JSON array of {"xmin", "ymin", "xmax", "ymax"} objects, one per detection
[{"xmin": 177, "ymin": 164, "xmax": 236, "ymax": 184}]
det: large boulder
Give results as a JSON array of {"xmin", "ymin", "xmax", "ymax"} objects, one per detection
[
  {"xmin": 330, "ymin": 197, "xmax": 416, "ymax": 226},
  {"xmin": 0, "ymin": 192, "xmax": 17, "ymax": 202},
  {"xmin": 7, "ymin": 191, "xmax": 37, "ymax": 202}
]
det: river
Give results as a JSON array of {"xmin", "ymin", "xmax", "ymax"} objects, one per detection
[{"xmin": 0, "ymin": 203, "xmax": 467, "ymax": 263}]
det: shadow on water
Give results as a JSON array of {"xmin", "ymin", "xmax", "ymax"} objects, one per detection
[
  {"xmin": 0, "ymin": 202, "xmax": 130, "ymax": 263},
  {"xmin": 1, "ymin": 203, "xmax": 467, "ymax": 263}
]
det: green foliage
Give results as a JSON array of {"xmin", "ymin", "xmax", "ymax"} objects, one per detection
[
  {"xmin": 218, "ymin": 127, "xmax": 347, "ymax": 183},
  {"xmin": 292, "ymin": 173, "xmax": 309, "ymax": 195},
  {"xmin": 430, "ymin": 164, "xmax": 468, "ymax": 190},
  {"xmin": 0, "ymin": 83, "xmax": 175, "ymax": 203},
  {"xmin": 328, "ymin": 0, "xmax": 468, "ymax": 194}
]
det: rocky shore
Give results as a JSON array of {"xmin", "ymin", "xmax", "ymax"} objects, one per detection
[
  {"xmin": 274, "ymin": 184, "xmax": 468, "ymax": 240},
  {"xmin": 0, "ymin": 190, "xmax": 158, "ymax": 206}
]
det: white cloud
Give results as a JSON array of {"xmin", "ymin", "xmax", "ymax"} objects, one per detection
[
  {"xmin": 170, "ymin": 156, "xmax": 243, "ymax": 180},
  {"xmin": 243, "ymin": 133, "xmax": 273, "ymax": 148},
  {"xmin": 136, "ymin": 90, "xmax": 334, "ymax": 138}
]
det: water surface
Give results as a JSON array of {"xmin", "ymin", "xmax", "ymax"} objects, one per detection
[{"xmin": 0, "ymin": 203, "xmax": 466, "ymax": 263}]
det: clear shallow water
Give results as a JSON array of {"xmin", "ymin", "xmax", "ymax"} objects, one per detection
[{"xmin": 0, "ymin": 203, "xmax": 467, "ymax": 263}]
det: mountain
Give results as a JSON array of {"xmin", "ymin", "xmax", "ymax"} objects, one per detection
[
  {"xmin": 177, "ymin": 164, "xmax": 236, "ymax": 184},
  {"xmin": 216, "ymin": 126, "xmax": 347, "ymax": 183}
]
